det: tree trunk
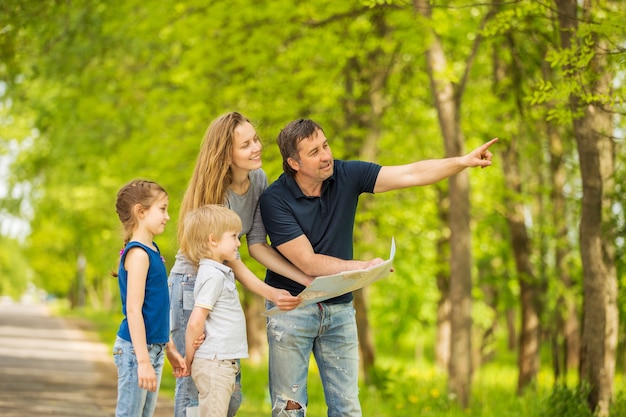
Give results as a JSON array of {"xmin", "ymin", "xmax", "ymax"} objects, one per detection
[
  {"xmin": 417, "ymin": 17, "xmax": 473, "ymax": 411},
  {"xmin": 447, "ymin": 165, "xmax": 473, "ymax": 409},
  {"xmin": 501, "ymin": 142, "xmax": 540, "ymax": 394},
  {"xmin": 548, "ymin": 125, "xmax": 580, "ymax": 376},
  {"xmin": 491, "ymin": 33, "xmax": 541, "ymax": 394},
  {"xmin": 556, "ymin": 1, "xmax": 618, "ymax": 415},
  {"xmin": 575, "ymin": 97, "xmax": 615, "ymax": 417},
  {"xmin": 435, "ymin": 293, "xmax": 451, "ymax": 370},
  {"xmin": 354, "ymin": 127, "xmax": 384, "ymax": 382},
  {"xmin": 413, "ymin": 0, "xmax": 486, "ymax": 406},
  {"xmin": 502, "ymin": 155, "xmax": 540, "ymax": 394},
  {"xmin": 435, "ymin": 188, "xmax": 451, "ymax": 371},
  {"xmin": 506, "ymin": 309, "xmax": 516, "ymax": 351}
]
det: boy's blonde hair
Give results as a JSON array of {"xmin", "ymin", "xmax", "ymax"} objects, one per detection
[{"xmin": 180, "ymin": 204, "xmax": 242, "ymax": 266}]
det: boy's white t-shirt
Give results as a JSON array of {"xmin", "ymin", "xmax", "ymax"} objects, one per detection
[{"xmin": 193, "ymin": 258, "xmax": 248, "ymax": 360}]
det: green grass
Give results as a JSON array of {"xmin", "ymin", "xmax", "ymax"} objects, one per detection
[{"xmin": 59, "ymin": 305, "xmax": 626, "ymax": 417}]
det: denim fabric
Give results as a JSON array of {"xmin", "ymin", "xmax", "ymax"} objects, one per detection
[
  {"xmin": 113, "ymin": 336, "xmax": 166, "ymax": 417},
  {"xmin": 169, "ymin": 272, "xmax": 242, "ymax": 417},
  {"xmin": 265, "ymin": 301, "xmax": 361, "ymax": 417}
]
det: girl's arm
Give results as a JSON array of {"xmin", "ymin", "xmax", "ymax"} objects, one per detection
[
  {"xmin": 184, "ymin": 307, "xmax": 209, "ymax": 376},
  {"xmin": 125, "ymin": 247, "xmax": 158, "ymax": 392}
]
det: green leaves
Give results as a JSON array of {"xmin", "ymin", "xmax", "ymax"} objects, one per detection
[{"xmin": 0, "ymin": 4, "xmax": 625, "ymax": 395}]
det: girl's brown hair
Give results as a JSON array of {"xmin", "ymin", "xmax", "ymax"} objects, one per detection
[
  {"xmin": 115, "ymin": 179, "xmax": 168, "ymax": 245},
  {"xmin": 112, "ymin": 179, "xmax": 167, "ymax": 277}
]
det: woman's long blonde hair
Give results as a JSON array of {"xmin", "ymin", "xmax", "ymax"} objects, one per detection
[{"xmin": 177, "ymin": 111, "xmax": 250, "ymax": 245}]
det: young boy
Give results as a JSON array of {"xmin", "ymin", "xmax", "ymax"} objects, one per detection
[{"xmin": 179, "ymin": 205, "xmax": 248, "ymax": 417}]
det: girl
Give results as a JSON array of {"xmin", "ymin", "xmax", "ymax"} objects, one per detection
[
  {"xmin": 113, "ymin": 179, "xmax": 186, "ymax": 417},
  {"xmin": 169, "ymin": 112, "xmax": 313, "ymax": 417}
]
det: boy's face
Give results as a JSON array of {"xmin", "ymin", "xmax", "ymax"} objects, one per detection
[{"xmin": 215, "ymin": 229, "xmax": 242, "ymax": 263}]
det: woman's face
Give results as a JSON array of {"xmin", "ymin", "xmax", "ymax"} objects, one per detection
[{"xmin": 230, "ymin": 121, "xmax": 263, "ymax": 172}]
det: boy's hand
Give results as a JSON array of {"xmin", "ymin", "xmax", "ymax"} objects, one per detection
[{"xmin": 192, "ymin": 333, "xmax": 205, "ymax": 350}]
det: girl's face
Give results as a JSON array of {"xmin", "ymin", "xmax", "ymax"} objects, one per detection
[
  {"xmin": 230, "ymin": 121, "xmax": 263, "ymax": 172},
  {"xmin": 139, "ymin": 193, "xmax": 170, "ymax": 237},
  {"xmin": 214, "ymin": 230, "xmax": 242, "ymax": 263}
]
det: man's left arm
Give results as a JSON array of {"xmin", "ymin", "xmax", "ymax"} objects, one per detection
[{"xmin": 374, "ymin": 138, "xmax": 498, "ymax": 193}]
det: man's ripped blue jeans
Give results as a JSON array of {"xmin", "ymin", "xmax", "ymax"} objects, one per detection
[{"xmin": 265, "ymin": 300, "xmax": 361, "ymax": 417}]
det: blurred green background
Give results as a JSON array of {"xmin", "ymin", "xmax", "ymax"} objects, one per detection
[{"xmin": 1, "ymin": 1, "xmax": 625, "ymax": 415}]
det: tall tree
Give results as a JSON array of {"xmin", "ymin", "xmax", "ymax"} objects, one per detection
[
  {"xmin": 413, "ymin": 0, "xmax": 496, "ymax": 406},
  {"xmin": 555, "ymin": 0, "xmax": 620, "ymax": 414},
  {"xmin": 547, "ymin": 107, "xmax": 580, "ymax": 379},
  {"xmin": 489, "ymin": 2, "xmax": 546, "ymax": 394}
]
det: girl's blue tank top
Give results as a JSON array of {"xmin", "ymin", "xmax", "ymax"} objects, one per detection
[{"xmin": 117, "ymin": 241, "xmax": 169, "ymax": 344}]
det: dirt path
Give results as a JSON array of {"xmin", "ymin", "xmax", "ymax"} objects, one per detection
[{"xmin": 0, "ymin": 299, "xmax": 174, "ymax": 417}]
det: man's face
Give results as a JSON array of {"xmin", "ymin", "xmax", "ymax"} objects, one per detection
[{"xmin": 292, "ymin": 129, "xmax": 334, "ymax": 182}]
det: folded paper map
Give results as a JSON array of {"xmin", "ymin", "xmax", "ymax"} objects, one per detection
[{"xmin": 263, "ymin": 238, "xmax": 395, "ymax": 316}]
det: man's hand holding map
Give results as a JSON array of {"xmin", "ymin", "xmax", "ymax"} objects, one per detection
[{"xmin": 263, "ymin": 239, "xmax": 395, "ymax": 316}]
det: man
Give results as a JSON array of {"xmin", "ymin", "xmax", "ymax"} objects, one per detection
[{"xmin": 259, "ymin": 118, "xmax": 497, "ymax": 416}]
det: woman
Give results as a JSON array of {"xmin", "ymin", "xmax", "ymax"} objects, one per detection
[{"xmin": 169, "ymin": 112, "xmax": 312, "ymax": 417}]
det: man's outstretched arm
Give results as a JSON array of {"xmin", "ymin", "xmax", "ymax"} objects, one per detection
[{"xmin": 374, "ymin": 138, "xmax": 498, "ymax": 193}]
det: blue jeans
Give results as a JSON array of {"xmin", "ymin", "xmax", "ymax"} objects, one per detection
[
  {"xmin": 265, "ymin": 301, "xmax": 361, "ymax": 417},
  {"xmin": 169, "ymin": 272, "xmax": 242, "ymax": 417},
  {"xmin": 113, "ymin": 336, "xmax": 166, "ymax": 417}
]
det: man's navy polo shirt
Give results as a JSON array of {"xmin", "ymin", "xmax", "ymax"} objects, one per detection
[{"xmin": 259, "ymin": 159, "xmax": 381, "ymax": 304}]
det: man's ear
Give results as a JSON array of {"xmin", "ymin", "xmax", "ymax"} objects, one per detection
[{"xmin": 287, "ymin": 157, "xmax": 300, "ymax": 172}]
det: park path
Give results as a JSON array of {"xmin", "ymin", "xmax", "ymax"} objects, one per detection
[{"xmin": 0, "ymin": 298, "xmax": 174, "ymax": 417}]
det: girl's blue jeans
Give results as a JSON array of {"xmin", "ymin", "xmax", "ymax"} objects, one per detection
[{"xmin": 113, "ymin": 336, "xmax": 166, "ymax": 417}]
